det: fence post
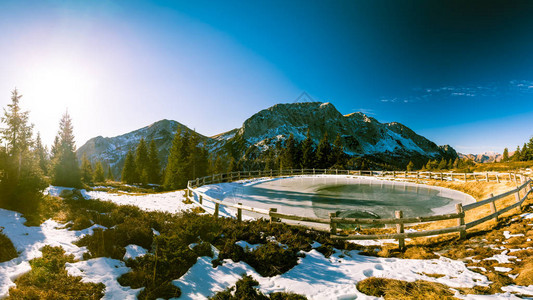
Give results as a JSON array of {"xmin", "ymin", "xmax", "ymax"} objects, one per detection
[
  {"xmin": 489, "ymin": 193, "xmax": 498, "ymax": 222},
  {"xmin": 370, "ymin": 170, "xmax": 373, "ymax": 176},
  {"xmin": 237, "ymin": 203, "xmax": 242, "ymax": 222},
  {"xmin": 486, "ymin": 173, "xmax": 489, "ymax": 182},
  {"xmin": 184, "ymin": 190, "xmax": 189, "ymax": 202},
  {"xmin": 329, "ymin": 212, "xmax": 337, "ymax": 235},
  {"xmin": 496, "ymin": 174, "xmax": 500, "ymax": 183},
  {"xmin": 214, "ymin": 202, "xmax": 219, "ymax": 218},
  {"xmin": 515, "ymin": 188, "xmax": 522, "ymax": 211},
  {"xmin": 269, "ymin": 208, "xmax": 278, "ymax": 224},
  {"xmin": 199, "ymin": 195, "xmax": 203, "ymax": 205},
  {"xmin": 270, "ymin": 169, "xmax": 273, "ymax": 177},
  {"xmin": 464, "ymin": 173, "xmax": 467, "ymax": 182},
  {"xmin": 313, "ymin": 168, "xmax": 315, "ymax": 175},
  {"xmin": 395, "ymin": 210, "xmax": 405, "ymax": 251},
  {"xmin": 336, "ymin": 169, "xmax": 338, "ymax": 175},
  {"xmin": 456, "ymin": 204, "xmax": 466, "ymax": 239},
  {"xmin": 416, "ymin": 172, "xmax": 419, "ymax": 179},
  {"xmin": 514, "ymin": 173, "xmax": 518, "ymax": 184},
  {"xmin": 440, "ymin": 173, "xmax": 444, "ymax": 181}
]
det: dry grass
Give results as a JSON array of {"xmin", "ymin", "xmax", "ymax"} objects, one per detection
[{"xmin": 356, "ymin": 277, "xmax": 458, "ymax": 299}]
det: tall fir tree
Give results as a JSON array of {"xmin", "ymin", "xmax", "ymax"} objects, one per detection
[
  {"xmin": 135, "ymin": 138, "xmax": 149, "ymax": 184},
  {"xmin": 187, "ymin": 132, "xmax": 209, "ymax": 180},
  {"xmin": 51, "ymin": 111, "xmax": 81, "ymax": 188},
  {"xmin": 300, "ymin": 129, "xmax": 315, "ymax": 169},
  {"xmin": 34, "ymin": 132, "xmax": 49, "ymax": 175},
  {"xmin": 521, "ymin": 143, "xmax": 528, "ymax": 161},
  {"xmin": 147, "ymin": 139, "xmax": 160, "ymax": 184},
  {"xmin": 525, "ymin": 138, "xmax": 533, "ymax": 161},
  {"xmin": 512, "ymin": 146, "xmax": 521, "ymax": 161},
  {"xmin": 121, "ymin": 149, "xmax": 137, "ymax": 184},
  {"xmin": 227, "ymin": 157, "xmax": 237, "ymax": 173},
  {"xmin": 281, "ymin": 134, "xmax": 299, "ymax": 170},
  {"xmin": 502, "ymin": 148, "xmax": 509, "ymax": 162},
  {"xmin": 164, "ymin": 129, "xmax": 189, "ymax": 189},
  {"xmin": 315, "ymin": 132, "xmax": 331, "ymax": 169},
  {"xmin": 331, "ymin": 134, "xmax": 345, "ymax": 167},
  {"xmin": 0, "ymin": 89, "xmax": 46, "ymax": 212},
  {"xmin": 80, "ymin": 153, "xmax": 93, "ymax": 184},
  {"xmin": 93, "ymin": 161, "xmax": 105, "ymax": 182},
  {"xmin": 106, "ymin": 165, "xmax": 114, "ymax": 181}
]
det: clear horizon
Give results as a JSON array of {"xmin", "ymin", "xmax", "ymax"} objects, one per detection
[{"xmin": 0, "ymin": 0, "xmax": 531, "ymax": 154}]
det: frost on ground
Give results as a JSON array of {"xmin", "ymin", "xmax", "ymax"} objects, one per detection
[{"xmin": 0, "ymin": 208, "xmax": 137, "ymax": 299}]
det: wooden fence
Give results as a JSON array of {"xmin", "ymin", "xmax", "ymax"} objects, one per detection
[{"xmin": 186, "ymin": 169, "xmax": 532, "ymax": 249}]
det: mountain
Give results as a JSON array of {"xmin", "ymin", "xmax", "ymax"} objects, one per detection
[
  {"xmin": 77, "ymin": 102, "xmax": 457, "ymax": 177},
  {"xmin": 76, "ymin": 119, "xmax": 208, "ymax": 178},
  {"xmin": 459, "ymin": 151, "xmax": 502, "ymax": 163},
  {"xmin": 217, "ymin": 102, "xmax": 456, "ymax": 162}
]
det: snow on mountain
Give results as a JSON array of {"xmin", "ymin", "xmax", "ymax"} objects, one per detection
[
  {"xmin": 459, "ymin": 151, "xmax": 503, "ymax": 163},
  {"xmin": 77, "ymin": 102, "xmax": 457, "ymax": 177}
]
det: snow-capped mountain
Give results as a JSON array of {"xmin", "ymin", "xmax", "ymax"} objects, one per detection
[
  {"xmin": 77, "ymin": 102, "xmax": 457, "ymax": 176},
  {"xmin": 76, "ymin": 119, "xmax": 208, "ymax": 178},
  {"xmin": 219, "ymin": 102, "xmax": 456, "ymax": 159},
  {"xmin": 459, "ymin": 151, "xmax": 502, "ymax": 163}
]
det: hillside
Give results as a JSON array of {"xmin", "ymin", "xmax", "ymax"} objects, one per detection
[{"xmin": 77, "ymin": 102, "xmax": 457, "ymax": 177}]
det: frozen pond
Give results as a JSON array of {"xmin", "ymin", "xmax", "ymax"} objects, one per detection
[{"xmin": 198, "ymin": 175, "xmax": 476, "ymax": 222}]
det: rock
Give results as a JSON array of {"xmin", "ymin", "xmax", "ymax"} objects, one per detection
[{"xmin": 59, "ymin": 189, "xmax": 74, "ymax": 198}]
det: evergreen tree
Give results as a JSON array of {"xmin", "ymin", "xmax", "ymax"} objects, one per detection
[
  {"xmin": 164, "ymin": 129, "xmax": 188, "ymax": 189},
  {"xmin": 281, "ymin": 134, "xmax": 298, "ymax": 170},
  {"xmin": 121, "ymin": 149, "xmax": 137, "ymax": 184},
  {"xmin": 135, "ymin": 138, "xmax": 149, "ymax": 184},
  {"xmin": 502, "ymin": 147, "xmax": 509, "ymax": 162},
  {"xmin": 34, "ymin": 132, "xmax": 49, "ymax": 175},
  {"xmin": 51, "ymin": 111, "xmax": 81, "ymax": 188},
  {"xmin": 300, "ymin": 129, "xmax": 315, "ymax": 169},
  {"xmin": 187, "ymin": 132, "xmax": 209, "ymax": 180},
  {"xmin": 521, "ymin": 143, "xmax": 528, "ymax": 161},
  {"xmin": 315, "ymin": 132, "xmax": 331, "ymax": 169},
  {"xmin": 406, "ymin": 161, "xmax": 414, "ymax": 171},
  {"xmin": 511, "ymin": 146, "xmax": 521, "ymax": 161},
  {"xmin": 147, "ymin": 139, "xmax": 160, "ymax": 184},
  {"xmin": 453, "ymin": 158, "xmax": 460, "ymax": 169},
  {"xmin": 80, "ymin": 153, "xmax": 93, "ymax": 184},
  {"xmin": 0, "ymin": 89, "xmax": 46, "ymax": 212},
  {"xmin": 93, "ymin": 161, "xmax": 105, "ymax": 183},
  {"xmin": 106, "ymin": 165, "xmax": 114, "ymax": 181},
  {"xmin": 331, "ymin": 134, "xmax": 345, "ymax": 167},
  {"xmin": 437, "ymin": 158, "xmax": 447, "ymax": 170},
  {"xmin": 51, "ymin": 135, "xmax": 61, "ymax": 160},
  {"xmin": 525, "ymin": 138, "xmax": 533, "ymax": 161},
  {"xmin": 213, "ymin": 156, "xmax": 225, "ymax": 174},
  {"xmin": 227, "ymin": 157, "xmax": 237, "ymax": 173}
]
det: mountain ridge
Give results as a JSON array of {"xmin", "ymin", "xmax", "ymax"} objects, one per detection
[{"xmin": 77, "ymin": 102, "xmax": 458, "ymax": 177}]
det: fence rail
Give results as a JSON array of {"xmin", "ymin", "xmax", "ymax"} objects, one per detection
[{"xmin": 186, "ymin": 169, "xmax": 532, "ymax": 250}]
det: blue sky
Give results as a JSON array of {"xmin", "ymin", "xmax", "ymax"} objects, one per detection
[{"xmin": 0, "ymin": 0, "xmax": 531, "ymax": 154}]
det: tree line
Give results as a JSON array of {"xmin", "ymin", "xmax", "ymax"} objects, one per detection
[{"xmin": 501, "ymin": 137, "xmax": 533, "ymax": 162}]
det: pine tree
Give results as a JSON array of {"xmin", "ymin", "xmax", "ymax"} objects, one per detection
[
  {"xmin": 164, "ymin": 129, "xmax": 188, "ymax": 190},
  {"xmin": 525, "ymin": 138, "xmax": 533, "ymax": 161},
  {"xmin": 511, "ymin": 146, "xmax": 521, "ymax": 161},
  {"xmin": 80, "ymin": 153, "xmax": 93, "ymax": 184},
  {"xmin": 406, "ymin": 161, "xmax": 414, "ymax": 171},
  {"xmin": 0, "ymin": 89, "xmax": 46, "ymax": 212},
  {"xmin": 51, "ymin": 135, "xmax": 61, "ymax": 160},
  {"xmin": 135, "ymin": 138, "xmax": 149, "ymax": 184},
  {"xmin": 147, "ymin": 139, "xmax": 160, "ymax": 184},
  {"xmin": 93, "ymin": 161, "xmax": 105, "ymax": 183},
  {"xmin": 315, "ymin": 132, "xmax": 331, "ymax": 169},
  {"xmin": 213, "ymin": 156, "xmax": 225, "ymax": 174},
  {"xmin": 51, "ymin": 111, "xmax": 81, "ymax": 188},
  {"xmin": 121, "ymin": 149, "xmax": 137, "ymax": 184},
  {"xmin": 227, "ymin": 157, "xmax": 237, "ymax": 173},
  {"xmin": 453, "ymin": 158, "xmax": 460, "ymax": 169},
  {"xmin": 106, "ymin": 165, "xmax": 114, "ymax": 181},
  {"xmin": 187, "ymin": 132, "xmax": 209, "ymax": 181},
  {"xmin": 281, "ymin": 134, "xmax": 298, "ymax": 170},
  {"xmin": 502, "ymin": 148, "xmax": 509, "ymax": 162},
  {"xmin": 521, "ymin": 143, "xmax": 528, "ymax": 161},
  {"xmin": 437, "ymin": 158, "xmax": 447, "ymax": 170},
  {"xmin": 331, "ymin": 134, "xmax": 345, "ymax": 167},
  {"xmin": 301, "ymin": 129, "xmax": 315, "ymax": 169},
  {"xmin": 34, "ymin": 132, "xmax": 49, "ymax": 175}
]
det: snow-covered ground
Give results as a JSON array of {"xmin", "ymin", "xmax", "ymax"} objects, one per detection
[
  {"xmin": 45, "ymin": 186, "xmax": 200, "ymax": 214},
  {"xmin": 0, "ymin": 208, "xmax": 141, "ymax": 299}
]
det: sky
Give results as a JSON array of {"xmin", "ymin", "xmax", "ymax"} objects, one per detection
[{"xmin": 0, "ymin": 0, "xmax": 531, "ymax": 154}]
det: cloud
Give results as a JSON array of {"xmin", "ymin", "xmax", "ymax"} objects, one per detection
[{"xmin": 353, "ymin": 108, "xmax": 376, "ymax": 115}]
